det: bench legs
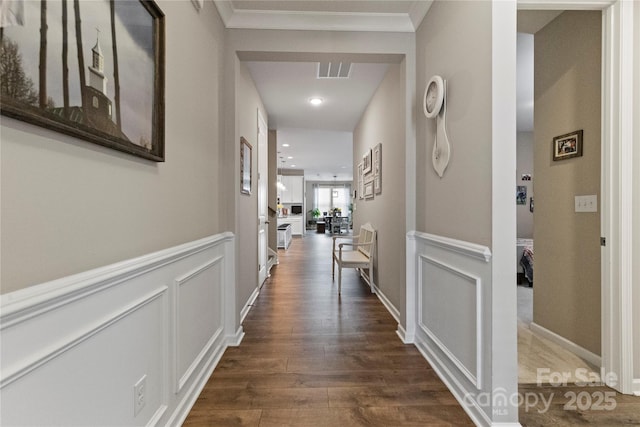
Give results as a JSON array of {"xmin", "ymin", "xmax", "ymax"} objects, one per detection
[
  {"xmin": 338, "ymin": 266, "xmax": 342, "ymax": 294},
  {"xmin": 332, "ymin": 256, "xmax": 335, "ymax": 279}
]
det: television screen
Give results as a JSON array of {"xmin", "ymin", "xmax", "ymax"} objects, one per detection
[{"xmin": 291, "ymin": 205, "xmax": 303, "ymax": 215}]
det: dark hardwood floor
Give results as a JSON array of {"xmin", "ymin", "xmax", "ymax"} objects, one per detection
[
  {"xmin": 184, "ymin": 232, "xmax": 473, "ymax": 426},
  {"xmin": 185, "ymin": 232, "xmax": 640, "ymax": 426}
]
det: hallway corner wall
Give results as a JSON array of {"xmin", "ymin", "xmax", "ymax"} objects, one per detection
[
  {"xmin": 353, "ymin": 62, "xmax": 406, "ymax": 317},
  {"xmin": 532, "ymin": 11, "xmax": 602, "ymax": 356},
  {"xmin": 0, "ymin": 1, "xmax": 226, "ymax": 294},
  {"xmin": 412, "ymin": 2, "xmax": 519, "ymax": 425},
  {"xmin": 235, "ymin": 61, "xmax": 268, "ymax": 316}
]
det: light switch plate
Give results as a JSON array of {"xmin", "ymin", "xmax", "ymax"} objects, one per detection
[{"xmin": 575, "ymin": 195, "xmax": 598, "ymax": 212}]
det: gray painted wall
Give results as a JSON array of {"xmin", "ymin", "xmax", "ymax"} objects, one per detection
[
  {"xmin": 415, "ymin": 0, "xmax": 493, "ymax": 247},
  {"xmin": 0, "ymin": 1, "xmax": 226, "ymax": 293},
  {"xmin": 236, "ymin": 61, "xmax": 268, "ymax": 311},
  {"xmin": 353, "ymin": 63, "xmax": 406, "ymax": 310},
  {"xmin": 533, "ymin": 11, "xmax": 601, "ymax": 355}
]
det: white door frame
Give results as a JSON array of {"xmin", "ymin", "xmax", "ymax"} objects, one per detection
[
  {"xmin": 517, "ymin": 0, "xmax": 636, "ymax": 394},
  {"xmin": 257, "ymin": 109, "xmax": 269, "ymax": 287}
]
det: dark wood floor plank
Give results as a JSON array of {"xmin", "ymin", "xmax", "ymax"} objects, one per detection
[
  {"xmin": 184, "ymin": 233, "xmax": 473, "ymax": 425},
  {"xmin": 184, "ymin": 233, "xmax": 637, "ymax": 426}
]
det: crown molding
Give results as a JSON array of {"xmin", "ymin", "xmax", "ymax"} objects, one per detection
[
  {"xmin": 517, "ymin": 0, "xmax": 615, "ymax": 10},
  {"xmin": 213, "ymin": 1, "xmax": 432, "ymax": 33}
]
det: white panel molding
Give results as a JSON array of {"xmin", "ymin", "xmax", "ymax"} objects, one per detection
[
  {"xmin": 175, "ymin": 256, "xmax": 224, "ymax": 393},
  {"xmin": 409, "ymin": 231, "xmax": 493, "ymax": 262},
  {"xmin": 413, "ymin": 337, "xmax": 492, "ymax": 427},
  {"xmin": 407, "ymin": 231, "xmax": 494, "ymax": 427},
  {"xmin": 418, "ymin": 255, "xmax": 483, "ymax": 389},
  {"xmin": 0, "ymin": 233, "xmax": 238, "ymax": 426},
  {"xmin": 241, "ymin": 286, "xmax": 260, "ymax": 324},
  {"xmin": 1, "ymin": 287, "xmax": 167, "ymax": 389},
  {"xmin": 175, "ymin": 256, "xmax": 223, "ymax": 287},
  {"xmin": 168, "ymin": 327, "xmax": 243, "ymax": 427},
  {"xmin": 530, "ymin": 323, "xmax": 602, "ymax": 367},
  {"xmin": 0, "ymin": 233, "xmax": 234, "ymax": 328},
  {"xmin": 177, "ymin": 328, "xmax": 223, "ymax": 394},
  {"xmin": 633, "ymin": 379, "xmax": 640, "ymax": 396}
]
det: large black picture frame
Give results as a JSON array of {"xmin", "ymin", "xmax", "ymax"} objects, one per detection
[{"xmin": 1, "ymin": 0, "xmax": 165, "ymax": 161}]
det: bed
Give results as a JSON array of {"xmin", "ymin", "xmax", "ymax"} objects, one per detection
[{"xmin": 517, "ymin": 238, "xmax": 534, "ymax": 286}]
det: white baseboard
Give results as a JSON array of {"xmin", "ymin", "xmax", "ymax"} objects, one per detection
[
  {"xmin": 372, "ymin": 284, "xmax": 400, "ymax": 324},
  {"xmin": 413, "ymin": 337, "xmax": 492, "ymax": 427},
  {"xmin": 530, "ymin": 322, "xmax": 602, "ymax": 367},
  {"xmin": 396, "ymin": 324, "xmax": 412, "ymax": 344},
  {"xmin": 240, "ymin": 287, "xmax": 260, "ymax": 323},
  {"xmin": 170, "ymin": 325, "xmax": 245, "ymax": 426}
]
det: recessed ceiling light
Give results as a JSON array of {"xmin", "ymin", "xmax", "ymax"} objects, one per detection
[
  {"xmin": 282, "ymin": 144, "xmax": 290, "ymax": 147},
  {"xmin": 309, "ymin": 97, "xmax": 323, "ymax": 106},
  {"xmin": 291, "ymin": 164, "xmax": 296, "ymax": 167},
  {"xmin": 287, "ymin": 156, "xmax": 293, "ymax": 159}
]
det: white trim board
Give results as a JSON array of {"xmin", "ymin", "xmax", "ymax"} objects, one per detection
[
  {"xmin": 240, "ymin": 287, "xmax": 260, "ymax": 324},
  {"xmin": 371, "ymin": 283, "xmax": 400, "ymax": 324},
  {"xmin": 530, "ymin": 322, "xmax": 602, "ymax": 367},
  {"xmin": 213, "ymin": 0, "xmax": 434, "ymax": 33}
]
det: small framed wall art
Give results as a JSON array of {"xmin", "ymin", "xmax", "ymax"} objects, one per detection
[
  {"xmin": 373, "ymin": 143, "xmax": 382, "ymax": 194},
  {"xmin": 362, "ymin": 149, "xmax": 373, "ymax": 174},
  {"xmin": 552, "ymin": 130, "xmax": 583, "ymax": 161},
  {"xmin": 240, "ymin": 137, "xmax": 252, "ymax": 195}
]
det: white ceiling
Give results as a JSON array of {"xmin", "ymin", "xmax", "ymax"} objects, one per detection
[
  {"xmin": 219, "ymin": 3, "xmax": 563, "ymax": 180},
  {"xmin": 245, "ymin": 61, "xmax": 390, "ymax": 131},
  {"xmin": 217, "ymin": 1, "xmax": 433, "ymax": 181},
  {"xmin": 245, "ymin": 60, "xmax": 389, "ymax": 181}
]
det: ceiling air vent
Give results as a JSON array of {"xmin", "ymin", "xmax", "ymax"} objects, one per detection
[{"xmin": 317, "ymin": 62, "xmax": 352, "ymax": 79}]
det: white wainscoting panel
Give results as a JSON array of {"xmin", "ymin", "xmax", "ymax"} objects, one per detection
[
  {"xmin": 419, "ymin": 255, "xmax": 482, "ymax": 388},
  {"xmin": 0, "ymin": 233, "xmax": 241, "ymax": 426},
  {"xmin": 407, "ymin": 231, "xmax": 501, "ymax": 426},
  {"xmin": 175, "ymin": 256, "xmax": 224, "ymax": 393}
]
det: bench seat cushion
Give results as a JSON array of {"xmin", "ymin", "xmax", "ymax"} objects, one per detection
[{"xmin": 334, "ymin": 250, "xmax": 370, "ymax": 265}]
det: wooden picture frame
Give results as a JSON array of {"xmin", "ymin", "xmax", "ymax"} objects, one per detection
[
  {"xmin": 552, "ymin": 130, "xmax": 583, "ymax": 161},
  {"xmin": 240, "ymin": 137, "xmax": 252, "ymax": 195},
  {"xmin": 373, "ymin": 143, "xmax": 382, "ymax": 194},
  {"xmin": 0, "ymin": 0, "xmax": 166, "ymax": 161},
  {"xmin": 358, "ymin": 162, "xmax": 364, "ymax": 200},
  {"xmin": 362, "ymin": 148, "xmax": 373, "ymax": 174},
  {"xmin": 363, "ymin": 175, "xmax": 375, "ymax": 199}
]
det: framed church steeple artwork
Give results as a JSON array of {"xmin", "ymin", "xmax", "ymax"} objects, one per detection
[{"xmin": 0, "ymin": 0, "xmax": 166, "ymax": 162}]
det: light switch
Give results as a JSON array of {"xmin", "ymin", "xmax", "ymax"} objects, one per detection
[{"xmin": 575, "ymin": 195, "xmax": 598, "ymax": 212}]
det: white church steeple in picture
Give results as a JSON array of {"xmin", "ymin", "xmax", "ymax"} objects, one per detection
[
  {"xmin": 84, "ymin": 27, "xmax": 113, "ymax": 123},
  {"xmin": 88, "ymin": 29, "xmax": 107, "ymax": 94}
]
